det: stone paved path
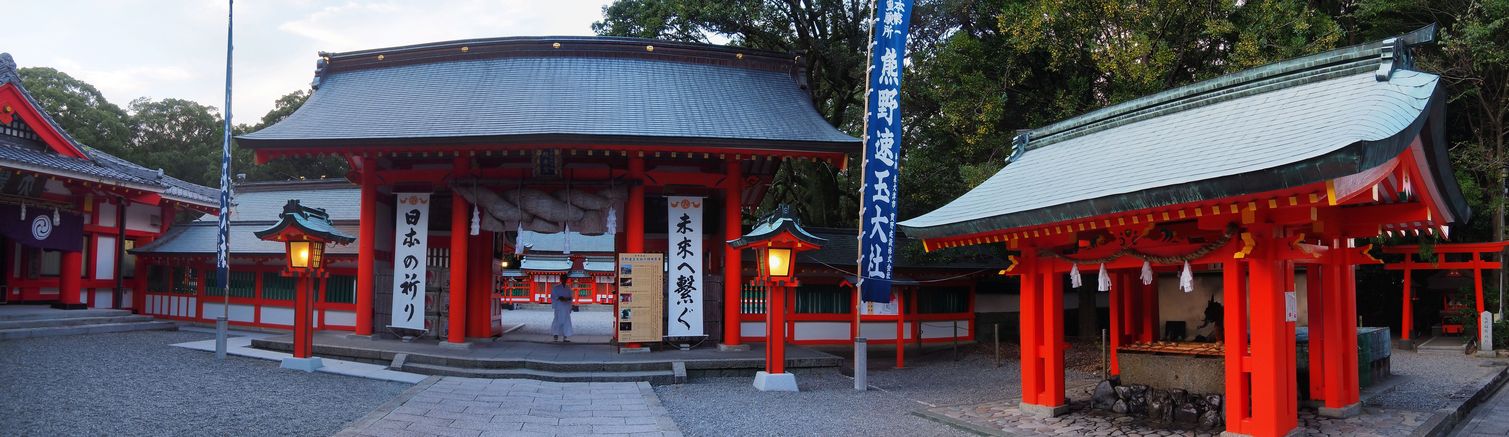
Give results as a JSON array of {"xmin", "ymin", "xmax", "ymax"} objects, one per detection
[
  {"xmin": 923, "ymin": 393, "xmax": 1428, "ymax": 436},
  {"xmin": 1451, "ymin": 379, "xmax": 1509, "ymax": 436},
  {"xmin": 338, "ymin": 377, "xmax": 683, "ymax": 437}
]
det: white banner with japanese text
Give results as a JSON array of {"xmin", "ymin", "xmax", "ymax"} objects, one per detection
[
  {"xmin": 389, "ymin": 193, "xmax": 430, "ymax": 330},
  {"xmin": 666, "ymin": 196, "xmax": 704, "ymax": 337}
]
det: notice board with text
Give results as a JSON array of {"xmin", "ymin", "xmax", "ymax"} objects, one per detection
[{"xmin": 616, "ymin": 253, "xmax": 664, "ymax": 343}]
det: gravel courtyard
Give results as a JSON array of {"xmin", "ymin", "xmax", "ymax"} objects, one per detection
[
  {"xmin": 654, "ymin": 344, "xmax": 1101, "ymax": 437},
  {"xmin": 0, "ymin": 329, "xmax": 409, "ymax": 437}
]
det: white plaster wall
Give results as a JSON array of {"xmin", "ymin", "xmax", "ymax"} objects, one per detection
[
  {"xmin": 859, "ymin": 322, "xmax": 914, "ymax": 340},
  {"xmin": 91, "ymin": 289, "xmax": 112, "ymax": 308},
  {"xmin": 97, "ymin": 202, "xmax": 117, "ymax": 228},
  {"xmin": 94, "ymin": 236, "xmax": 116, "ymax": 280},
  {"xmin": 202, "ymin": 303, "xmax": 256, "ymax": 323},
  {"xmin": 125, "ymin": 203, "xmax": 160, "ymax": 233},
  {"xmin": 324, "ymin": 310, "xmax": 356, "ymax": 327},
  {"xmin": 262, "ymin": 306, "xmax": 294, "ymax": 325},
  {"xmin": 793, "ymin": 322, "xmax": 850, "ymax": 341},
  {"xmin": 741, "ymin": 321, "xmax": 765, "ymax": 338}
]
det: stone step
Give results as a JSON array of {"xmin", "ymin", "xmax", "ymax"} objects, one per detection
[
  {"xmin": 400, "ymin": 361, "xmax": 678, "ymax": 384},
  {"xmin": 0, "ymin": 320, "xmax": 177, "ymax": 340},
  {"xmin": 0, "ymin": 308, "xmax": 133, "ymax": 322},
  {"xmin": 0, "ymin": 315, "xmax": 156, "ymax": 330}
]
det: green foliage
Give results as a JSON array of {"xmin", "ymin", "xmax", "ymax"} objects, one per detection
[
  {"xmin": 232, "ymin": 90, "xmax": 350, "ymax": 182},
  {"xmin": 16, "ymin": 67, "xmax": 132, "ymax": 158},
  {"xmin": 126, "ymin": 97, "xmax": 225, "ymax": 186}
]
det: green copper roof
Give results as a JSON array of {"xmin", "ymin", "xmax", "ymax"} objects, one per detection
[{"xmin": 900, "ymin": 27, "xmax": 1468, "ymax": 240}]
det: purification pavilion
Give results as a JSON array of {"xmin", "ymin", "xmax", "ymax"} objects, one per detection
[
  {"xmin": 899, "ymin": 27, "xmax": 1467, "ymax": 437},
  {"xmin": 0, "ymin": 53, "xmax": 217, "ymax": 310},
  {"xmin": 235, "ymin": 36, "xmax": 861, "ymax": 346}
]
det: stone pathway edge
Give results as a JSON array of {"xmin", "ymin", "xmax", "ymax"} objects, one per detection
[
  {"xmin": 1417, "ymin": 365, "xmax": 1509, "ymax": 437},
  {"xmin": 333, "ymin": 376, "xmax": 444, "ymax": 437}
]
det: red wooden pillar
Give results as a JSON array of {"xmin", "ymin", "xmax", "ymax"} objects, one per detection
[
  {"xmin": 1018, "ymin": 249, "xmax": 1042, "ymax": 407},
  {"xmin": 355, "ymin": 156, "xmax": 377, "ymax": 336},
  {"xmin": 293, "ymin": 273, "xmax": 312, "ymax": 358},
  {"xmin": 1039, "ymin": 263, "xmax": 1067, "ymax": 410},
  {"xmin": 1318, "ymin": 238, "xmax": 1360, "ymax": 417},
  {"xmin": 1307, "ymin": 264, "xmax": 1326, "ymax": 402},
  {"xmin": 626, "ymin": 157, "xmax": 646, "ymax": 253},
  {"xmin": 1400, "ymin": 261, "xmax": 1413, "ymax": 341},
  {"xmin": 1247, "ymin": 250, "xmax": 1298, "ymax": 437},
  {"xmin": 467, "ymin": 230, "xmax": 493, "ymax": 338},
  {"xmin": 766, "ymin": 283, "xmax": 788, "ymax": 374},
  {"xmin": 1223, "ymin": 259, "xmax": 1252, "ymax": 435},
  {"xmin": 896, "ymin": 290, "xmax": 905, "ymax": 368},
  {"xmin": 56, "ymin": 250, "xmax": 84, "ymax": 309},
  {"xmin": 1139, "ymin": 277, "xmax": 1157, "ymax": 342},
  {"xmin": 446, "ymin": 158, "xmax": 470, "ymax": 345},
  {"xmin": 1282, "ymin": 261, "xmax": 1299, "ymax": 428},
  {"xmin": 1109, "ymin": 271, "xmax": 1123, "ymax": 375},
  {"xmin": 1123, "ymin": 268, "xmax": 1139, "ymax": 343},
  {"xmin": 723, "ymin": 159, "xmax": 743, "ymax": 346}
]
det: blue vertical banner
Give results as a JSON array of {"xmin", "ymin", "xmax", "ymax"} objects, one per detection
[
  {"xmin": 858, "ymin": 0, "xmax": 913, "ymax": 303},
  {"xmin": 216, "ymin": 0, "xmax": 234, "ymax": 297}
]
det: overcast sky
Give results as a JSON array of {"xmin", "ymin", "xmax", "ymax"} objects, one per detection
[{"xmin": 6, "ymin": 0, "xmax": 614, "ymax": 121}]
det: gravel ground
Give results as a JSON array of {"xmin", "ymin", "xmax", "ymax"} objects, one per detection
[
  {"xmin": 0, "ymin": 330, "xmax": 410, "ymax": 437},
  {"xmin": 1366, "ymin": 349, "xmax": 1504, "ymax": 411},
  {"xmin": 655, "ymin": 345, "xmax": 1100, "ymax": 437},
  {"xmin": 507, "ymin": 306, "xmax": 614, "ymax": 337}
]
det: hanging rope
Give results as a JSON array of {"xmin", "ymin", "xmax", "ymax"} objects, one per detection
[{"xmin": 1036, "ymin": 223, "xmax": 1240, "ymax": 265}]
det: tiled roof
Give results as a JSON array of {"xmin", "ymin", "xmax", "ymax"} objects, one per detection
[
  {"xmin": 900, "ymin": 28, "xmax": 1468, "ymax": 239},
  {"xmin": 0, "ymin": 136, "xmax": 157, "ymax": 188},
  {"xmin": 80, "ymin": 145, "xmax": 218, "ymax": 206},
  {"xmin": 203, "ymin": 180, "xmax": 360, "ymax": 222},
  {"xmin": 132, "ymin": 221, "xmax": 359, "ymax": 256},
  {"xmin": 238, "ymin": 36, "xmax": 858, "ymax": 153},
  {"xmin": 0, "ymin": 53, "xmax": 218, "ymax": 208}
]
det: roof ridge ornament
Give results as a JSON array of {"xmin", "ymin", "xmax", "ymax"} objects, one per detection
[
  {"xmin": 0, "ymin": 53, "xmax": 17, "ymax": 85},
  {"xmin": 1377, "ymin": 37, "xmax": 1402, "ymax": 82}
]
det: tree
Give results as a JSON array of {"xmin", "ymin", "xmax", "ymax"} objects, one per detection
[
  {"xmin": 16, "ymin": 67, "xmax": 133, "ymax": 158},
  {"xmin": 127, "ymin": 97, "xmax": 225, "ymax": 186}
]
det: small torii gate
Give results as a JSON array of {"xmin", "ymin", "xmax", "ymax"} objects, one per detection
[{"xmin": 1383, "ymin": 241, "xmax": 1509, "ymax": 343}]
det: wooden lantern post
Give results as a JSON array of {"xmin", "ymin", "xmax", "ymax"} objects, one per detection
[
  {"xmin": 254, "ymin": 199, "xmax": 356, "ymax": 372},
  {"xmin": 727, "ymin": 205, "xmax": 825, "ymax": 392}
]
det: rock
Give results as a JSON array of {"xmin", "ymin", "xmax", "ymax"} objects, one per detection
[
  {"xmin": 1200, "ymin": 410, "xmax": 1222, "ymax": 429},
  {"xmin": 1093, "ymin": 380, "xmax": 1119, "ymax": 410},
  {"xmin": 1175, "ymin": 402, "xmax": 1200, "ymax": 425},
  {"xmin": 1147, "ymin": 390, "xmax": 1171, "ymax": 423},
  {"xmin": 1169, "ymin": 389, "xmax": 1187, "ymax": 406},
  {"xmin": 1205, "ymin": 394, "xmax": 1222, "ymax": 409},
  {"xmin": 1112, "ymin": 399, "xmax": 1129, "ymax": 414},
  {"xmin": 1115, "ymin": 385, "xmax": 1132, "ymax": 400}
]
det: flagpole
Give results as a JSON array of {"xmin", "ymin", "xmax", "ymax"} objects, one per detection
[{"xmin": 214, "ymin": 0, "xmax": 235, "ymax": 361}]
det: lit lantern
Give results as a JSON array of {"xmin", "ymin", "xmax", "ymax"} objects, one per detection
[
  {"xmin": 727, "ymin": 204, "xmax": 824, "ymax": 392},
  {"xmin": 253, "ymin": 199, "xmax": 355, "ymax": 369}
]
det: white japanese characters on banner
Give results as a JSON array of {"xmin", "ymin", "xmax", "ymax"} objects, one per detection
[
  {"xmin": 390, "ymin": 193, "xmax": 430, "ymax": 330},
  {"xmin": 666, "ymin": 196, "xmax": 704, "ymax": 337}
]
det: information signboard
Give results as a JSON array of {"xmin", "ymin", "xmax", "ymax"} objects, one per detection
[{"xmin": 617, "ymin": 253, "xmax": 664, "ymax": 343}]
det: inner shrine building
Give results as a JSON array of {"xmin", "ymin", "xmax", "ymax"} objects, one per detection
[
  {"xmin": 236, "ymin": 37, "xmax": 858, "ymax": 345},
  {"xmin": 899, "ymin": 27, "xmax": 1466, "ymax": 437}
]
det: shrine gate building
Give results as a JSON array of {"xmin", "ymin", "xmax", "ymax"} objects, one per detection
[
  {"xmin": 899, "ymin": 27, "xmax": 1467, "ymax": 437},
  {"xmin": 235, "ymin": 37, "xmax": 861, "ymax": 346}
]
